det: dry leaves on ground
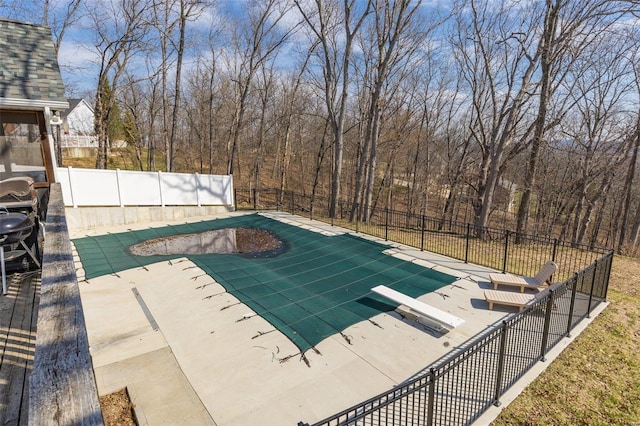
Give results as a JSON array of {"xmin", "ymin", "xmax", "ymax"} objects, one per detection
[{"xmin": 99, "ymin": 388, "xmax": 136, "ymax": 425}]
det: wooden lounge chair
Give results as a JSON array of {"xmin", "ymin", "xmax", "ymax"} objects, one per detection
[
  {"xmin": 484, "ymin": 282, "xmax": 563, "ymax": 312},
  {"xmin": 489, "ymin": 261, "xmax": 557, "ymax": 293},
  {"xmin": 371, "ymin": 285, "xmax": 464, "ymax": 332}
]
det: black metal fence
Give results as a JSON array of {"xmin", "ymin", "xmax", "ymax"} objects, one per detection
[
  {"xmin": 298, "ymin": 254, "xmax": 611, "ymax": 426},
  {"xmin": 236, "ymin": 189, "xmax": 608, "ymax": 283},
  {"xmin": 235, "ymin": 189, "xmax": 612, "ymax": 426}
]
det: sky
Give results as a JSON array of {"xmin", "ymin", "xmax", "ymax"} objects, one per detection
[
  {"xmin": 5, "ymin": 0, "xmax": 635, "ymax": 106},
  {"xmin": 0, "ymin": 0, "xmax": 252, "ymax": 98},
  {"xmin": 0, "ymin": 0, "xmax": 448, "ymax": 100}
]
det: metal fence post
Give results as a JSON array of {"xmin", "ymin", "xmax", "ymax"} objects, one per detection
[
  {"xmin": 601, "ymin": 250, "xmax": 614, "ymax": 302},
  {"xmin": 493, "ymin": 321, "xmax": 508, "ymax": 406},
  {"xmin": 290, "ymin": 190, "xmax": 295, "ymax": 215},
  {"xmin": 552, "ymin": 238, "xmax": 559, "ymax": 262},
  {"xmin": 427, "ymin": 368, "xmax": 436, "ymax": 426},
  {"xmin": 540, "ymin": 290, "xmax": 555, "ymax": 361},
  {"xmin": 385, "ymin": 208, "xmax": 389, "ymax": 241},
  {"xmin": 233, "ymin": 188, "xmax": 238, "ymax": 211},
  {"xmin": 465, "ymin": 223, "xmax": 470, "ymax": 264},
  {"xmin": 421, "ymin": 215, "xmax": 426, "ymax": 251},
  {"xmin": 502, "ymin": 231, "xmax": 510, "ymax": 273},
  {"xmin": 587, "ymin": 262, "xmax": 598, "ymax": 317},
  {"xmin": 566, "ymin": 273, "xmax": 579, "ymax": 336}
]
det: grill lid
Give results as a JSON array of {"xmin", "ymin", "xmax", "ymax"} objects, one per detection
[{"xmin": 0, "ymin": 211, "xmax": 34, "ymax": 244}]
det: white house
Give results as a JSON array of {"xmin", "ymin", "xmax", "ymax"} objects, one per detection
[{"xmin": 60, "ymin": 98, "xmax": 98, "ymax": 148}]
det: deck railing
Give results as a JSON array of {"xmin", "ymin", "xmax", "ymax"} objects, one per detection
[
  {"xmin": 29, "ymin": 183, "xmax": 103, "ymax": 424},
  {"xmin": 235, "ymin": 188, "xmax": 612, "ymax": 426}
]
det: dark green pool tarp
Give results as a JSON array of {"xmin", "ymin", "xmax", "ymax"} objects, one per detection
[{"xmin": 73, "ymin": 214, "xmax": 456, "ymax": 352}]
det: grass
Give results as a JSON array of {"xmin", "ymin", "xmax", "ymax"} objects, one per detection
[
  {"xmin": 62, "ymin": 146, "xmax": 167, "ymax": 171},
  {"xmin": 492, "ymin": 255, "xmax": 640, "ymax": 425}
]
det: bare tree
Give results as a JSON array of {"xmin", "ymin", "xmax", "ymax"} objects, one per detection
[
  {"xmin": 616, "ymin": 56, "xmax": 640, "ymax": 252},
  {"xmin": 559, "ymin": 35, "xmax": 634, "ymax": 246},
  {"xmin": 275, "ymin": 49, "xmax": 314, "ymax": 202},
  {"xmin": 89, "ymin": 0, "xmax": 151, "ymax": 169},
  {"xmin": 151, "ymin": 0, "xmax": 178, "ymax": 172},
  {"xmin": 449, "ymin": 0, "xmax": 542, "ymax": 233},
  {"xmin": 515, "ymin": 0, "xmax": 631, "ymax": 238},
  {"xmin": 42, "ymin": 0, "xmax": 83, "ymax": 55},
  {"xmin": 169, "ymin": 0, "xmax": 207, "ymax": 171},
  {"xmin": 144, "ymin": 70, "xmax": 164, "ymax": 171},
  {"xmin": 349, "ymin": 0, "xmax": 426, "ymax": 222},
  {"xmin": 223, "ymin": 0, "xmax": 295, "ymax": 176},
  {"xmin": 249, "ymin": 60, "xmax": 276, "ymax": 196},
  {"xmin": 149, "ymin": 0, "xmax": 208, "ymax": 172},
  {"xmin": 205, "ymin": 30, "xmax": 220, "ymax": 175},
  {"xmin": 119, "ymin": 74, "xmax": 148, "ymax": 171},
  {"xmin": 35, "ymin": 0, "xmax": 640, "ymax": 251},
  {"xmin": 296, "ymin": 0, "xmax": 373, "ymax": 217}
]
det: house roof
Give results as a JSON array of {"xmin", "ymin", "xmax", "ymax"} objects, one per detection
[
  {"xmin": 67, "ymin": 98, "xmax": 84, "ymax": 112},
  {"xmin": 0, "ymin": 18, "xmax": 68, "ymax": 111},
  {"xmin": 65, "ymin": 98, "xmax": 93, "ymax": 115}
]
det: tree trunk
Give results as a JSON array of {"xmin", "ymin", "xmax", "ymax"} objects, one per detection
[
  {"xmin": 516, "ymin": 0, "xmax": 560, "ymax": 239},
  {"xmin": 94, "ymin": 86, "xmax": 108, "ymax": 169},
  {"xmin": 617, "ymin": 118, "xmax": 640, "ymax": 252},
  {"xmin": 363, "ymin": 107, "xmax": 380, "ymax": 222},
  {"xmin": 311, "ymin": 120, "xmax": 331, "ymax": 216}
]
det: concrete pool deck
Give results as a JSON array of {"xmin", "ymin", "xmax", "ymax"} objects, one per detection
[{"xmin": 70, "ymin": 211, "xmax": 607, "ymax": 425}]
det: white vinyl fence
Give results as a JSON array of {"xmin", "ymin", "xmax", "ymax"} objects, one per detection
[
  {"xmin": 61, "ymin": 134, "xmax": 98, "ymax": 148},
  {"xmin": 56, "ymin": 167, "xmax": 234, "ymax": 208}
]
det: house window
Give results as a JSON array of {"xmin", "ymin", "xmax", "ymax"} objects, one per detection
[{"xmin": 0, "ymin": 110, "xmax": 48, "ymax": 182}]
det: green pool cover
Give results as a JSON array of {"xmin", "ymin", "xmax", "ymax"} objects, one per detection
[{"xmin": 73, "ymin": 214, "xmax": 457, "ymax": 352}]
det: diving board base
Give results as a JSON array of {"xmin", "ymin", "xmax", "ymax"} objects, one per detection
[{"xmin": 371, "ymin": 285, "xmax": 464, "ymax": 332}]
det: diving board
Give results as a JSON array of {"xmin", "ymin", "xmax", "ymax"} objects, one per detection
[{"xmin": 371, "ymin": 285, "xmax": 464, "ymax": 332}]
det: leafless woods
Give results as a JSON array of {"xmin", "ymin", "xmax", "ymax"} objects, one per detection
[{"xmin": 4, "ymin": 0, "xmax": 640, "ymax": 253}]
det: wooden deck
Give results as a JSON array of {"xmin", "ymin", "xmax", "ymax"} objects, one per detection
[{"xmin": 0, "ymin": 269, "xmax": 39, "ymax": 425}]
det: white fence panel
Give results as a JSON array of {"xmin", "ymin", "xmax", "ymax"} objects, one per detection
[
  {"xmin": 160, "ymin": 172, "xmax": 199, "ymax": 205},
  {"xmin": 56, "ymin": 167, "xmax": 233, "ymax": 208},
  {"xmin": 61, "ymin": 168, "xmax": 121, "ymax": 206},
  {"xmin": 118, "ymin": 170, "xmax": 162, "ymax": 206},
  {"xmin": 197, "ymin": 174, "xmax": 234, "ymax": 206},
  {"xmin": 61, "ymin": 134, "xmax": 98, "ymax": 148}
]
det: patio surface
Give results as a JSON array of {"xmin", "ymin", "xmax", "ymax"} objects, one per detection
[{"xmin": 69, "ymin": 211, "xmax": 605, "ymax": 425}]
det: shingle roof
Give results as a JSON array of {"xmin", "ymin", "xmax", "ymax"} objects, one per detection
[
  {"xmin": 67, "ymin": 98, "xmax": 84, "ymax": 112},
  {"xmin": 0, "ymin": 19, "xmax": 67, "ymax": 108}
]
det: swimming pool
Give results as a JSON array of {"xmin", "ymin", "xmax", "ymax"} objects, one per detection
[{"xmin": 73, "ymin": 213, "xmax": 456, "ymax": 352}]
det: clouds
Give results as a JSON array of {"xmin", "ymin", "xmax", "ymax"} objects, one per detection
[{"xmin": 58, "ymin": 40, "xmax": 99, "ymax": 95}]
